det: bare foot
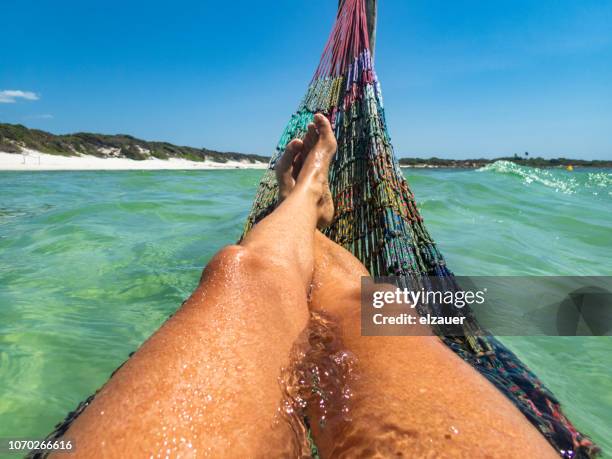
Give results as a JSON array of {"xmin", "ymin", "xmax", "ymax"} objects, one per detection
[
  {"xmin": 275, "ymin": 114, "xmax": 336, "ymax": 228},
  {"xmin": 297, "ymin": 114, "xmax": 336, "ymax": 227},
  {"xmin": 275, "ymin": 138, "xmax": 303, "ymax": 202}
]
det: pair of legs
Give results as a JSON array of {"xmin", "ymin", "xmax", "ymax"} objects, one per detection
[{"xmin": 61, "ymin": 115, "xmax": 556, "ymax": 457}]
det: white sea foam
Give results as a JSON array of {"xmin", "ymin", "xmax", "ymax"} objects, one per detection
[{"xmin": 478, "ymin": 160, "xmax": 612, "ymax": 196}]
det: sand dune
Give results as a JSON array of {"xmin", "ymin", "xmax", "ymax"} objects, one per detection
[{"xmin": 0, "ymin": 149, "xmax": 268, "ymax": 171}]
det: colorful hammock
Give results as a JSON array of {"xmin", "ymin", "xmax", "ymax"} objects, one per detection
[{"xmin": 242, "ymin": 0, "xmax": 599, "ymax": 457}]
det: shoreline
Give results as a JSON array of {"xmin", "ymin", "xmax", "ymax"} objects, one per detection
[
  {"xmin": 2, "ymin": 151, "xmax": 609, "ymax": 172},
  {"xmin": 0, "ymin": 150, "xmax": 268, "ymax": 171}
]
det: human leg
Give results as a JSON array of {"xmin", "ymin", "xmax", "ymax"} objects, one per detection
[
  {"xmin": 307, "ymin": 232, "xmax": 558, "ymax": 458},
  {"xmin": 58, "ymin": 114, "xmax": 336, "ymax": 458}
]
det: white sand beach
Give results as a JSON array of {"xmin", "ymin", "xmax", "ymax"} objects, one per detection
[{"xmin": 0, "ymin": 149, "xmax": 268, "ymax": 171}]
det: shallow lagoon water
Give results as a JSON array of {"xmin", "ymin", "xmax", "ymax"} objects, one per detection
[{"xmin": 0, "ymin": 163, "xmax": 611, "ymax": 454}]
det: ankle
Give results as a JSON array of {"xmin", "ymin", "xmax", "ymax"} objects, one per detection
[{"xmin": 294, "ymin": 176, "xmax": 324, "ymax": 202}]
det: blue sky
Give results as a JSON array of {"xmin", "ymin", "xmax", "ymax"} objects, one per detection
[{"xmin": 2, "ymin": 0, "xmax": 611, "ymax": 159}]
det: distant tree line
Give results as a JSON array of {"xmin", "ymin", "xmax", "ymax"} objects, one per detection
[{"xmin": 398, "ymin": 154, "xmax": 612, "ymax": 168}]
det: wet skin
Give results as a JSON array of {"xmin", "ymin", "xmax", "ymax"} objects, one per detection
[
  {"xmin": 59, "ymin": 114, "xmax": 337, "ymax": 458},
  {"xmin": 307, "ymin": 232, "xmax": 558, "ymax": 458},
  {"xmin": 58, "ymin": 114, "xmax": 557, "ymax": 458}
]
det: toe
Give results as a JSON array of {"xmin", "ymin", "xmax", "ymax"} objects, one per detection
[
  {"xmin": 286, "ymin": 138, "xmax": 303, "ymax": 158},
  {"xmin": 303, "ymin": 122, "xmax": 319, "ymax": 153},
  {"xmin": 313, "ymin": 113, "xmax": 331, "ymax": 134},
  {"xmin": 276, "ymin": 139, "xmax": 302, "ymax": 173},
  {"xmin": 292, "ymin": 151, "xmax": 305, "ymax": 181},
  {"xmin": 313, "ymin": 113, "xmax": 336, "ymax": 153},
  {"xmin": 275, "ymin": 139, "xmax": 303, "ymax": 198},
  {"xmin": 287, "ymin": 139, "xmax": 305, "ymax": 181}
]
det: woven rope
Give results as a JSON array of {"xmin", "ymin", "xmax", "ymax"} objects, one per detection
[{"xmin": 242, "ymin": 1, "xmax": 599, "ymax": 456}]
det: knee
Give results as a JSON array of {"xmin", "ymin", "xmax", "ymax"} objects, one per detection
[
  {"xmin": 213, "ymin": 244, "xmax": 248, "ymax": 262},
  {"xmin": 200, "ymin": 245, "xmax": 261, "ymax": 283}
]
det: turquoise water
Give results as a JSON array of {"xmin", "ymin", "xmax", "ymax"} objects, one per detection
[{"xmin": 0, "ymin": 163, "xmax": 611, "ymax": 454}]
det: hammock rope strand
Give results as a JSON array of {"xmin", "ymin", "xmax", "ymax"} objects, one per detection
[{"xmin": 242, "ymin": 1, "xmax": 599, "ymax": 456}]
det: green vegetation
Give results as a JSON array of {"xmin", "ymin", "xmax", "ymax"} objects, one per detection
[
  {"xmin": 0, "ymin": 123, "xmax": 270, "ymax": 163},
  {"xmin": 398, "ymin": 155, "xmax": 612, "ymax": 168},
  {"xmin": 2, "ymin": 123, "xmax": 608, "ymax": 168}
]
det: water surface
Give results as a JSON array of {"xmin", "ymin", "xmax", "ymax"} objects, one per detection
[{"xmin": 0, "ymin": 163, "xmax": 610, "ymax": 454}]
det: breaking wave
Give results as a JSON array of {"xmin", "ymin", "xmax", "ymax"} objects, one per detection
[{"xmin": 477, "ymin": 160, "xmax": 612, "ymax": 197}]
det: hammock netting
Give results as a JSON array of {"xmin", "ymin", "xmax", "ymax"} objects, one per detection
[{"xmin": 241, "ymin": 0, "xmax": 599, "ymax": 457}]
